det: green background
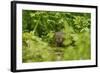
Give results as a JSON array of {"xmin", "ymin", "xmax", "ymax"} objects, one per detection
[{"xmin": 22, "ymin": 10, "xmax": 91, "ymax": 63}]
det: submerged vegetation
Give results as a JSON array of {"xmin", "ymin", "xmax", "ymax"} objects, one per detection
[{"xmin": 22, "ymin": 10, "xmax": 91, "ymax": 63}]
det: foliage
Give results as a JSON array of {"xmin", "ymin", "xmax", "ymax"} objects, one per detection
[{"xmin": 22, "ymin": 10, "xmax": 91, "ymax": 63}]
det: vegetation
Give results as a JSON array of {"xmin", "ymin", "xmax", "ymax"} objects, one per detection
[{"xmin": 22, "ymin": 10, "xmax": 91, "ymax": 63}]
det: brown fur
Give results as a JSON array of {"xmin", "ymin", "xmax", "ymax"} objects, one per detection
[{"xmin": 54, "ymin": 32, "xmax": 64, "ymax": 47}]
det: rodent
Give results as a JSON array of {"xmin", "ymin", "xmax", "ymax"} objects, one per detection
[{"xmin": 54, "ymin": 31, "xmax": 64, "ymax": 47}]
